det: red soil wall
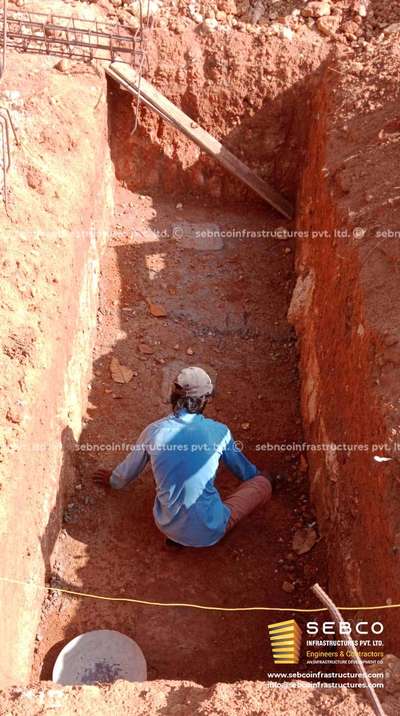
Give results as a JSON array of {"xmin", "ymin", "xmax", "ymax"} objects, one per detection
[
  {"xmin": 0, "ymin": 53, "xmax": 114, "ymax": 686},
  {"xmin": 290, "ymin": 40, "xmax": 400, "ymax": 653}
]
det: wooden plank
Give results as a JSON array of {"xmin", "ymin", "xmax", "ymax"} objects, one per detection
[{"xmin": 107, "ymin": 62, "xmax": 294, "ymax": 219}]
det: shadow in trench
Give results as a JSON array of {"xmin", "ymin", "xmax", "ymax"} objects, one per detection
[
  {"xmin": 105, "ymin": 60, "xmax": 322, "ymax": 211},
  {"xmin": 39, "ymin": 426, "xmax": 78, "ymax": 583}
]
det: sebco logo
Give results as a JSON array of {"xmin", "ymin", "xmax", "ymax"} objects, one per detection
[{"xmin": 306, "ymin": 621, "xmax": 384, "ymax": 636}]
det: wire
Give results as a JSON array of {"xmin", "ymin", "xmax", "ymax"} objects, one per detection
[{"xmin": 0, "ymin": 576, "xmax": 398, "ymax": 613}]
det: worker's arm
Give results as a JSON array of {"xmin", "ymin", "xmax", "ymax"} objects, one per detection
[
  {"xmin": 110, "ymin": 438, "xmax": 150, "ymax": 489},
  {"xmin": 221, "ymin": 431, "xmax": 261, "ymax": 481},
  {"xmin": 93, "ymin": 428, "xmax": 150, "ymax": 489}
]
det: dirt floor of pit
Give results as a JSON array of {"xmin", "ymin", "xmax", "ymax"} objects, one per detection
[{"xmin": 32, "ymin": 186, "xmax": 328, "ymax": 685}]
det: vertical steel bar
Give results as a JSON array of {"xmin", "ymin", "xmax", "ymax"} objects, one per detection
[
  {"xmin": 0, "ymin": 0, "xmax": 10, "ymax": 213},
  {"xmin": 1, "ymin": 0, "xmax": 7, "ymax": 80},
  {"xmin": 0, "ymin": 116, "xmax": 8, "ymax": 215}
]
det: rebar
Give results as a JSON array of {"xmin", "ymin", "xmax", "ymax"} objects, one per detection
[
  {"xmin": 0, "ymin": 0, "xmax": 6, "ymax": 81},
  {"xmin": 0, "ymin": 106, "xmax": 18, "ymax": 214},
  {"xmin": 0, "ymin": 9, "xmax": 144, "ymax": 64},
  {"xmin": 0, "ymin": 0, "xmax": 17, "ymax": 215}
]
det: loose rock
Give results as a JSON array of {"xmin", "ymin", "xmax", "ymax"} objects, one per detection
[
  {"xmin": 302, "ymin": 2, "xmax": 331, "ymax": 19},
  {"xmin": 282, "ymin": 580, "xmax": 296, "ymax": 593},
  {"xmin": 201, "ymin": 18, "xmax": 219, "ymax": 32},
  {"xmin": 317, "ymin": 15, "xmax": 340, "ymax": 37}
]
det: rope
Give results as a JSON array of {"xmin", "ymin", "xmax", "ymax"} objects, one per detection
[{"xmin": 0, "ymin": 576, "xmax": 398, "ymax": 613}]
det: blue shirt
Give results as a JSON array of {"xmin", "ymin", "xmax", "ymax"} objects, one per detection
[{"xmin": 110, "ymin": 409, "xmax": 260, "ymax": 547}]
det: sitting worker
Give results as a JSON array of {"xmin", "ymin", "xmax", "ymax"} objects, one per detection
[{"xmin": 94, "ymin": 366, "xmax": 273, "ymax": 548}]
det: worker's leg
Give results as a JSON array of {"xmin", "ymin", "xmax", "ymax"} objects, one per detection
[{"xmin": 224, "ymin": 475, "xmax": 272, "ymax": 532}]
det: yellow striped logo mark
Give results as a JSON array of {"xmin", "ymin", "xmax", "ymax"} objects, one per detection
[{"xmin": 268, "ymin": 619, "xmax": 302, "ymax": 664}]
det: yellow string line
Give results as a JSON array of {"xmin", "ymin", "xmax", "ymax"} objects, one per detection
[{"xmin": 0, "ymin": 576, "xmax": 399, "ymax": 613}]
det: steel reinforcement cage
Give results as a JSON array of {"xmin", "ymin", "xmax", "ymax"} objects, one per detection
[{"xmin": 0, "ymin": 7, "xmax": 145, "ymax": 64}]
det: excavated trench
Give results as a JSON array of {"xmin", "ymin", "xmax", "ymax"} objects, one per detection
[
  {"xmin": 2, "ymin": 22, "xmax": 399, "ymax": 709},
  {"xmin": 30, "ymin": 76, "xmax": 329, "ymax": 686}
]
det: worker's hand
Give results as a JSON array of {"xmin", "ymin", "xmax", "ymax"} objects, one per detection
[{"xmin": 92, "ymin": 468, "xmax": 113, "ymax": 488}]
